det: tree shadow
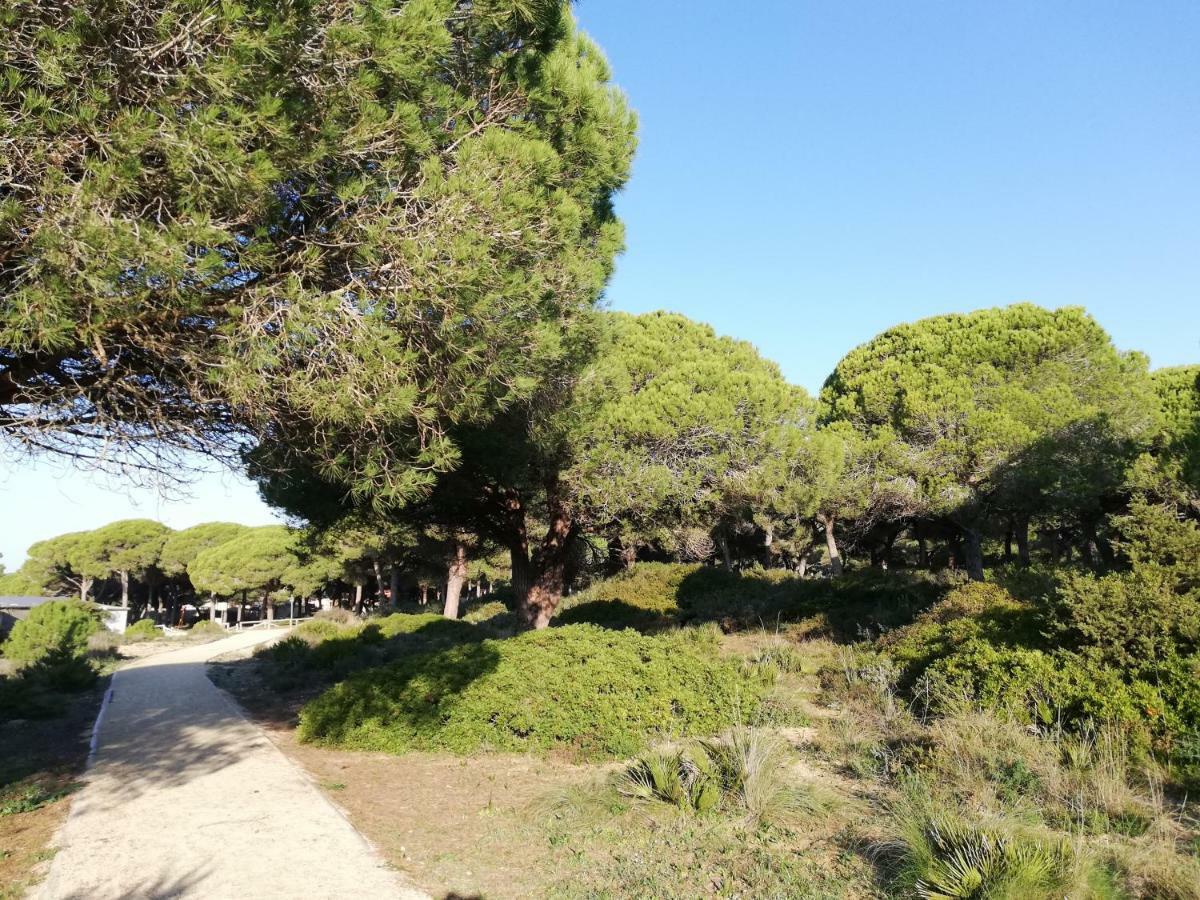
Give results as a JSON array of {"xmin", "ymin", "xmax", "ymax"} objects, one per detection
[{"xmin": 554, "ymin": 567, "xmax": 945, "ymax": 643}]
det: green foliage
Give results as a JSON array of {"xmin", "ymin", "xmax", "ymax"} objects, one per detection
[
  {"xmin": 122, "ymin": 619, "xmax": 159, "ymax": 642},
  {"xmin": 297, "ymin": 624, "xmax": 765, "ymax": 758},
  {"xmin": 158, "ymin": 523, "xmax": 250, "ymax": 577},
  {"xmin": 258, "ymin": 612, "xmax": 478, "ymax": 689},
  {"xmin": 189, "ymin": 526, "xmax": 300, "ymax": 599},
  {"xmin": 3, "ymin": 0, "xmax": 636, "ymax": 497},
  {"xmin": 821, "ymin": 305, "xmax": 1155, "ymax": 549},
  {"xmin": 557, "ymin": 562, "xmax": 946, "ymax": 636},
  {"xmin": 0, "ymin": 568, "xmax": 43, "ymax": 595},
  {"xmin": 882, "ymin": 583, "xmax": 1045, "ymax": 687},
  {"xmin": 893, "ymin": 808, "xmax": 1078, "ymax": 899},
  {"xmin": 1152, "ymin": 365, "xmax": 1200, "ymax": 491},
  {"xmin": 1, "ymin": 600, "xmax": 99, "ymax": 665},
  {"xmin": 0, "ymin": 782, "xmax": 70, "ymax": 816},
  {"xmin": 563, "ymin": 312, "xmax": 808, "ymax": 554},
  {"xmin": 76, "ymin": 519, "xmax": 170, "ymax": 581},
  {"xmin": 557, "ymin": 562, "xmax": 697, "ymax": 629}
]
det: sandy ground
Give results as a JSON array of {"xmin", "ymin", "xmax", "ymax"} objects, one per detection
[{"xmin": 34, "ymin": 631, "xmax": 427, "ymax": 900}]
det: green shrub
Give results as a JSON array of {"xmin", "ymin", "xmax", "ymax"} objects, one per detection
[
  {"xmin": 556, "ymin": 563, "xmax": 697, "ymax": 630},
  {"xmin": 460, "ymin": 600, "xmax": 511, "ymax": 626},
  {"xmin": 313, "ymin": 607, "xmax": 360, "ymax": 626},
  {"xmin": 921, "ymin": 640, "xmax": 1162, "ymax": 738},
  {"xmin": 258, "ymin": 613, "xmax": 480, "ymax": 690},
  {"xmin": 898, "ymin": 814, "xmax": 1077, "ymax": 899},
  {"xmin": 298, "ymin": 624, "xmax": 766, "ymax": 759},
  {"xmin": 123, "ymin": 619, "xmax": 160, "ymax": 642},
  {"xmin": 881, "ymin": 583, "xmax": 1044, "ymax": 687},
  {"xmin": 1052, "ymin": 567, "xmax": 1199, "ymax": 675},
  {"xmin": 1, "ymin": 600, "xmax": 100, "ymax": 666}
]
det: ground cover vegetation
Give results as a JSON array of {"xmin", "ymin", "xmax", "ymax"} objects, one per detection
[{"xmin": 2, "ymin": 2, "xmax": 1199, "ymax": 895}]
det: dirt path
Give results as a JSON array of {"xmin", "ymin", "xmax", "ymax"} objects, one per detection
[{"xmin": 35, "ymin": 631, "xmax": 427, "ymax": 900}]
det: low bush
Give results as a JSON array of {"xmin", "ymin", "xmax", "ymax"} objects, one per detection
[
  {"xmin": 258, "ymin": 613, "xmax": 480, "ymax": 690},
  {"xmin": 880, "ymin": 583, "xmax": 1045, "ymax": 688},
  {"xmin": 0, "ymin": 655, "xmax": 98, "ymax": 721},
  {"xmin": 555, "ymin": 563, "xmax": 945, "ymax": 637},
  {"xmin": 460, "ymin": 600, "xmax": 511, "ymax": 626},
  {"xmin": 123, "ymin": 619, "xmax": 160, "ymax": 642},
  {"xmin": 86, "ymin": 630, "xmax": 122, "ymax": 654},
  {"xmin": 189, "ymin": 620, "xmax": 226, "ymax": 635},
  {"xmin": 556, "ymin": 563, "xmax": 697, "ymax": 630},
  {"xmin": 1, "ymin": 600, "xmax": 100, "ymax": 666},
  {"xmin": 314, "ymin": 606, "xmax": 360, "ymax": 626},
  {"xmin": 884, "ymin": 784, "xmax": 1110, "ymax": 900},
  {"xmin": 298, "ymin": 624, "xmax": 767, "ymax": 759}
]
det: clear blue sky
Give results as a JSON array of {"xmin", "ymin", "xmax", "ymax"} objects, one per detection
[{"xmin": 2, "ymin": 0, "xmax": 1197, "ymax": 568}]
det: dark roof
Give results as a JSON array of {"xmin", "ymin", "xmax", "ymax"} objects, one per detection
[{"xmin": 0, "ymin": 596, "xmax": 65, "ymax": 609}]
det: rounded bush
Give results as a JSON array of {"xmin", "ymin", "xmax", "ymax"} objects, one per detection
[
  {"xmin": 123, "ymin": 619, "xmax": 160, "ymax": 642},
  {"xmin": 297, "ymin": 624, "xmax": 766, "ymax": 759},
  {"xmin": 189, "ymin": 620, "xmax": 226, "ymax": 635},
  {"xmin": 2, "ymin": 600, "xmax": 100, "ymax": 665}
]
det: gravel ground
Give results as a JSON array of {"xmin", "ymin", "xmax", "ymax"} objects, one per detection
[{"xmin": 34, "ymin": 630, "xmax": 427, "ymax": 900}]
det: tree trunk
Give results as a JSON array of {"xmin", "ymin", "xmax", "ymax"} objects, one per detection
[
  {"xmin": 80, "ymin": 575, "xmax": 93, "ymax": 603},
  {"xmin": 798, "ymin": 555, "xmax": 808, "ymax": 578},
  {"xmin": 962, "ymin": 527, "xmax": 985, "ymax": 581},
  {"xmin": 389, "ymin": 566, "xmax": 401, "ymax": 610},
  {"xmin": 1013, "ymin": 516, "xmax": 1030, "ymax": 566},
  {"xmin": 209, "ymin": 593, "xmax": 218, "ymax": 622},
  {"xmin": 353, "ymin": 583, "xmax": 364, "ymax": 615},
  {"xmin": 1004, "ymin": 523, "xmax": 1014, "ymax": 563},
  {"xmin": 371, "ymin": 559, "xmax": 384, "ymax": 606},
  {"xmin": 914, "ymin": 524, "xmax": 929, "ymax": 569},
  {"xmin": 717, "ymin": 532, "xmax": 733, "ymax": 570},
  {"xmin": 443, "ymin": 541, "xmax": 468, "ymax": 620},
  {"xmin": 120, "ymin": 570, "xmax": 130, "ymax": 608},
  {"xmin": 821, "ymin": 516, "xmax": 843, "ymax": 576},
  {"xmin": 514, "ymin": 486, "xmax": 575, "ymax": 629},
  {"xmin": 264, "ymin": 592, "xmax": 275, "ymax": 621}
]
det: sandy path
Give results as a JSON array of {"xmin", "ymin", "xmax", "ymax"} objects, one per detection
[{"xmin": 36, "ymin": 631, "xmax": 427, "ymax": 900}]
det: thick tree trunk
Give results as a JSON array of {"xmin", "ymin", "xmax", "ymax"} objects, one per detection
[
  {"xmin": 798, "ymin": 556, "xmax": 808, "ymax": 578},
  {"xmin": 353, "ymin": 583, "xmax": 365, "ymax": 615},
  {"xmin": 120, "ymin": 570, "xmax": 130, "ymax": 608},
  {"xmin": 444, "ymin": 541, "xmax": 468, "ymax": 620},
  {"xmin": 1004, "ymin": 523, "xmax": 1014, "ymax": 563},
  {"xmin": 514, "ymin": 486, "xmax": 575, "ymax": 630},
  {"xmin": 264, "ymin": 592, "xmax": 275, "ymax": 621},
  {"xmin": 209, "ymin": 594, "xmax": 218, "ymax": 622},
  {"xmin": 962, "ymin": 527, "xmax": 985, "ymax": 581},
  {"xmin": 389, "ymin": 566, "xmax": 401, "ymax": 610},
  {"xmin": 821, "ymin": 516, "xmax": 843, "ymax": 576},
  {"xmin": 1015, "ymin": 516, "xmax": 1031, "ymax": 567},
  {"xmin": 80, "ymin": 575, "xmax": 93, "ymax": 603}
]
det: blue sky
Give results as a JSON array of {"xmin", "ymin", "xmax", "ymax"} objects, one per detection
[{"xmin": 2, "ymin": 0, "xmax": 1197, "ymax": 568}]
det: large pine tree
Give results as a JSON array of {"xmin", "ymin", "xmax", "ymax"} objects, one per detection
[{"xmin": 1, "ymin": 0, "xmax": 636, "ymax": 499}]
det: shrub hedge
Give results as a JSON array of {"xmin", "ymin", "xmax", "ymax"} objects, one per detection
[{"xmin": 297, "ymin": 623, "xmax": 766, "ymax": 759}]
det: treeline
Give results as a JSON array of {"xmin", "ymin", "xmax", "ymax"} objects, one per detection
[
  {"xmin": 6, "ymin": 304, "xmax": 1196, "ymax": 632},
  {"xmin": 0, "ymin": 521, "xmax": 504, "ymax": 625}
]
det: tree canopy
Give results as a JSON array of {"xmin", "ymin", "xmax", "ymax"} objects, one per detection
[{"xmin": 1, "ymin": 0, "xmax": 635, "ymax": 501}]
